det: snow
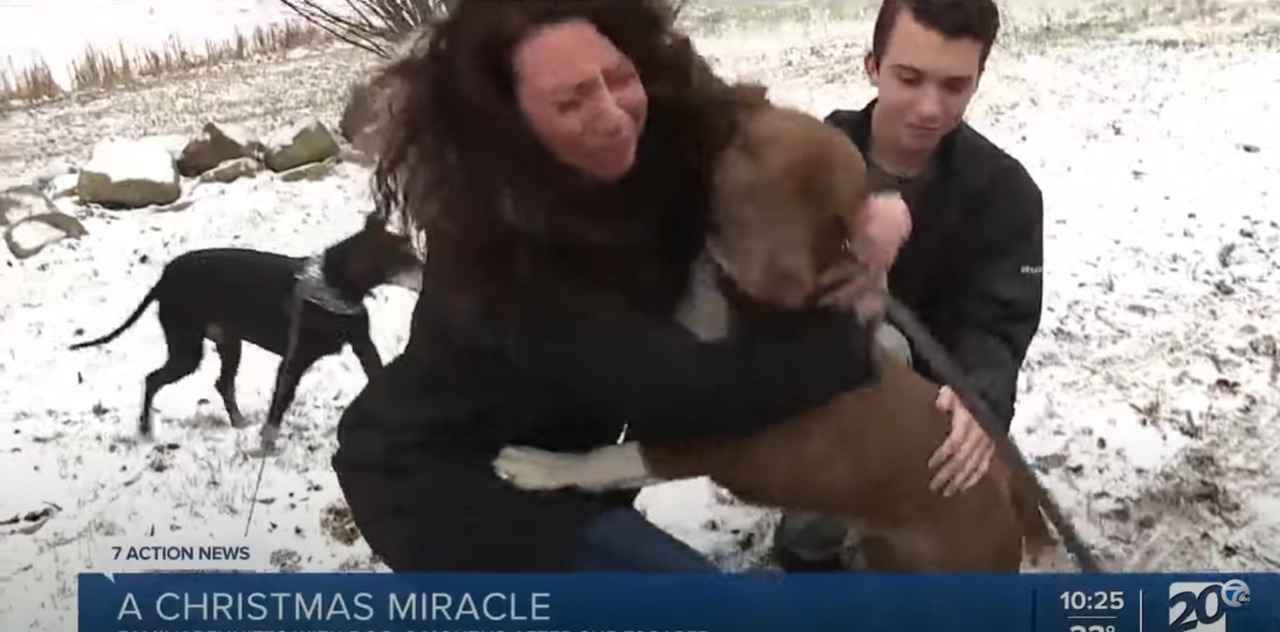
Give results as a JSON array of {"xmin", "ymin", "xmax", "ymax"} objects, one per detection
[
  {"xmin": 3, "ymin": 0, "xmax": 1280, "ymax": 629},
  {"xmin": 77, "ymin": 137, "xmax": 181, "ymax": 205},
  {"xmin": 0, "ymin": 0, "xmax": 303, "ymax": 91}
]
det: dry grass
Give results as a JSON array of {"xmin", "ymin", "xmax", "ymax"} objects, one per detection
[
  {"xmin": 0, "ymin": 21, "xmax": 331, "ymax": 108},
  {"xmin": 0, "ymin": 57, "xmax": 61, "ymax": 106}
]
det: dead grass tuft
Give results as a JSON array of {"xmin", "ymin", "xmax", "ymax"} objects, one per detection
[
  {"xmin": 1, "ymin": 56, "xmax": 64, "ymax": 105},
  {"xmin": 0, "ymin": 21, "xmax": 332, "ymax": 107}
]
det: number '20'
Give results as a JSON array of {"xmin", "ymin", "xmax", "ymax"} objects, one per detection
[{"xmin": 1170, "ymin": 585, "xmax": 1225, "ymax": 632}]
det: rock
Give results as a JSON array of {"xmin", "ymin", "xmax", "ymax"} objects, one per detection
[
  {"xmin": 178, "ymin": 121, "xmax": 263, "ymax": 177},
  {"xmin": 198, "ymin": 157, "xmax": 263, "ymax": 184},
  {"xmin": 4, "ymin": 211, "xmax": 88, "ymax": 259},
  {"xmin": 77, "ymin": 137, "xmax": 181, "ymax": 208},
  {"xmin": 338, "ymin": 28, "xmax": 428, "ymax": 160},
  {"xmin": 277, "ymin": 157, "xmax": 337, "ymax": 182},
  {"xmin": 340, "ymin": 76, "xmax": 392, "ymax": 160},
  {"xmin": 339, "ymin": 144, "xmax": 376, "ymax": 168},
  {"xmin": 1, "ymin": 184, "xmax": 58, "ymax": 225},
  {"xmin": 45, "ymin": 173, "xmax": 80, "ymax": 199},
  {"xmin": 263, "ymin": 117, "xmax": 340, "ymax": 172},
  {"xmin": 31, "ymin": 160, "xmax": 77, "ymax": 188},
  {"xmin": 138, "ymin": 134, "xmax": 191, "ymax": 161}
]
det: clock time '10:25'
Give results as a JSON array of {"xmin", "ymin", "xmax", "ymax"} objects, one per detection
[{"xmin": 1061, "ymin": 590, "xmax": 1125, "ymax": 610}]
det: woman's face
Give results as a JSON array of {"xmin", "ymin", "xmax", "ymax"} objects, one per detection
[{"xmin": 513, "ymin": 20, "xmax": 648, "ymax": 182}]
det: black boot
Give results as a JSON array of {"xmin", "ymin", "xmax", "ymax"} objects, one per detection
[{"xmin": 769, "ymin": 511, "xmax": 858, "ymax": 572}]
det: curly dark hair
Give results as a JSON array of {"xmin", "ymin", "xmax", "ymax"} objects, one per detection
[{"xmin": 370, "ymin": 0, "xmax": 742, "ymax": 313}]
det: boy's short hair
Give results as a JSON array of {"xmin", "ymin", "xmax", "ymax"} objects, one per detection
[{"xmin": 871, "ymin": 0, "xmax": 1001, "ymax": 68}]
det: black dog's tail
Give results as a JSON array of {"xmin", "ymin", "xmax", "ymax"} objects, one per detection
[{"xmin": 69, "ymin": 285, "xmax": 160, "ymax": 350}]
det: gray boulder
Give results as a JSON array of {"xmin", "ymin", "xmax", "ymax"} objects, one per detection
[
  {"xmin": 1, "ymin": 184, "xmax": 57, "ymax": 225},
  {"xmin": 198, "ymin": 157, "xmax": 264, "ymax": 184},
  {"xmin": 178, "ymin": 121, "xmax": 263, "ymax": 177},
  {"xmin": 77, "ymin": 137, "xmax": 181, "ymax": 208},
  {"xmin": 263, "ymin": 117, "xmax": 340, "ymax": 173},
  {"xmin": 4, "ymin": 212, "xmax": 88, "ymax": 259}
]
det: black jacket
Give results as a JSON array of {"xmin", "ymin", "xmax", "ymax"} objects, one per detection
[
  {"xmin": 825, "ymin": 101, "xmax": 1045, "ymax": 431},
  {"xmin": 332, "ymin": 264, "xmax": 878, "ymax": 571}
]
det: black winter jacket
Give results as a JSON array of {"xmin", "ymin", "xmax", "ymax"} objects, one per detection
[
  {"xmin": 332, "ymin": 261, "xmax": 877, "ymax": 571},
  {"xmin": 825, "ymin": 100, "xmax": 1045, "ymax": 430}
]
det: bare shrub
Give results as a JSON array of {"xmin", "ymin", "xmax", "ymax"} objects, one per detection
[{"xmin": 278, "ymin": 0, "xmax": 457, "ymax": 58}]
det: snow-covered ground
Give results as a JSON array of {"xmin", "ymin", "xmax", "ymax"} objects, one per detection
[
  {"xmin": 1, "ymin": 0, "xmax": 302, "ymax": 90},
  {"xmin": 3, "ymin": 0, "xmax": 1280, "ymax": 629}
]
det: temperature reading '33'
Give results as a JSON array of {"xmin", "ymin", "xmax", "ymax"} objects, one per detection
[{"xmin": 1068, "ymin": 625, "xmax": 1115, "ymax": 632}]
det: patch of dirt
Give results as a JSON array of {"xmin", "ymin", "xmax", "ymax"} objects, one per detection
[
  {"xmin": 320, "ymin": 499, "xmax": 361, "ymax": 546},
  {"xmin": 269, "ymin": 548, "xmax": 303, "ymax": 573}
]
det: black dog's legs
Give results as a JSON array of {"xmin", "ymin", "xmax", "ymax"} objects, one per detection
[
  {"xmin": 141, "ymin": 322, "xmax": 204, "ymax": 440},
  {"xmin": 213, "ymin": 338, "xmax": 250, "ymax": 428},
  {"xmin": 349, "ymin": 328, "xmax": 383, "ymax": 381},
  {"xmin": 258, "ymin": 348, "xmax": 323, "ymax": 451}
]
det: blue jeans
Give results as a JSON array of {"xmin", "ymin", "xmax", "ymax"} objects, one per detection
[{"xmin": 571, "ymin": 508, "xmax": 718, "ymax": 572}]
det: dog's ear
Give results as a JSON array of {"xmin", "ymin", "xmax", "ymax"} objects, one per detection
[{"xmin": 364, "ymin": 211, "xmax": 385, "ymax": 232}]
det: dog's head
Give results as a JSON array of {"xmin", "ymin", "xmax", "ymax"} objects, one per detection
[
  {"xmin": 708, "ymin": 89, "xmax": 868, "ymax": 309},
  {"xmin": 323, "ymin": 212, "xmax": 423, "ymax": 296}
]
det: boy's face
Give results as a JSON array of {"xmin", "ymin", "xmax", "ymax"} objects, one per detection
[{"xmin": 865, "ymin": 8, "xmax": 984, "ymax": 155}]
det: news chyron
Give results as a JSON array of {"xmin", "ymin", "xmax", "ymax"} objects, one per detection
[{"xmin": 96, "ymin": 538, "xmax": 260, "ymax": 576}]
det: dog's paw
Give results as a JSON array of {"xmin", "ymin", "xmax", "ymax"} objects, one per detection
[
  {"xmin": 229, "ymin": 413, "xmax": 252, "ymax": 429},
  {"xmin": 493, "ymin": 443, "xmax": 655, "ymax": 492},
  {"xmin": 492, "ymin": 446, "xmax": 589, "ymax": 491},
  {"xmin": 254, "ymin": 424, "xmax": 281, "ymax": 456}
]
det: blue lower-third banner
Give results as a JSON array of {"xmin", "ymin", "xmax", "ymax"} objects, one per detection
[{"xmin": 79, "ymin": 571, "xmax": 1274, "ymax": 632}]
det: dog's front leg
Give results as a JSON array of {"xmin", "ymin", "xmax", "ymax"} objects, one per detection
[
  {"xmin": 259, "ymin": 358, "xmax": 307, "ymax": 453},
  {"xmin": 493, "ymin": 442, "xmax": 664, "ymax": 492},
  {"xmin": 349, "ymin": 333, "xmax": 383, "ymax": 381}
]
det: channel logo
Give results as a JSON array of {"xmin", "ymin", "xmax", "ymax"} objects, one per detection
[{"xmin": 1168, "ymin": 579, "xmax": 1251, "ymax": 632}]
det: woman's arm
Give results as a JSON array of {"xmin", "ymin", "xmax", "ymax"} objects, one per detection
[{"xmin": 512, "ymin": 289, "xmax": 878, "ymax": 443}]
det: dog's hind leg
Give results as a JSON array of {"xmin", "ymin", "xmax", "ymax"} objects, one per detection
[
  {"xmin": 141, "ymin": 324, "xmax": 204, "ymax": 440},
  {"xmin": 213, "ymin": 337, "xmax": 250, "ymax": 429}
]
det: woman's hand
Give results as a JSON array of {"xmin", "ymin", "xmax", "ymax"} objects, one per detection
[{"xmin": 817, "ymin": 192, "xmax": 912, "ymax": 322}]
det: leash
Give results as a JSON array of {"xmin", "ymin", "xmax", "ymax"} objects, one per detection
[
  {"xmin": 244, "ymin": 286, "xmax": 307, "ymax": 537},
  {"xmin": 880, "ymin": 293, "xmax": 1102, "ymax": 572}
]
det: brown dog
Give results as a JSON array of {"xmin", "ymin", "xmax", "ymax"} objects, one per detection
[{"xmin": 493, "ymin": 86, "xmax": 1056, "ymax": 572}]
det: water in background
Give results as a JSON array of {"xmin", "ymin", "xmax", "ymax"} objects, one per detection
[{"xmin": 0, "ymin": 0, "xmax": 325, "ymax": 89}]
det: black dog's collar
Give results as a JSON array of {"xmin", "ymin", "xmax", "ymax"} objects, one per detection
[{"xmin": 296, "ymin": 255, "xmax": 366, "ymax": 315}]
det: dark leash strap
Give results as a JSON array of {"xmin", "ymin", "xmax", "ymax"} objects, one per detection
[
  {"xmin": 880, "ymin": 292, "xmax": 1102, "ymax": 572},
  {"xmin": 243, "ymin": 286, "xmax": 308, "ymax": 537}
]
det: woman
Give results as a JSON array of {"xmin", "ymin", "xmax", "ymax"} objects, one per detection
[{"xmin": 333, "ymin": 0, "xmax": 912, "ymax": 572}]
